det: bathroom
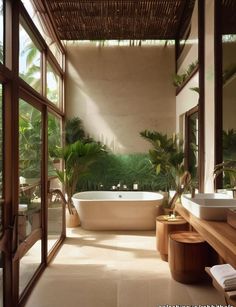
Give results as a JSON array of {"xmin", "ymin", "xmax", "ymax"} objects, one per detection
[{"xmin": 0, "ymin": 0, "xmax": 236, "ymax": 306}]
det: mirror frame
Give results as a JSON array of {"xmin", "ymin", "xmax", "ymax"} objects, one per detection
[
  {"xmin": 184, "ymin": 105, "xmax": 199, "ymax": 181},
  {"xmin": 198, "ymin": 0, "xmax": 205, "ymax": 192},
  {"xmin": 176, "ymin": 0, "xmax": 205, "ymax": 191},
  {"xmin": 214, "ymin": 1, "xmax": 223, "ymax": 188}
]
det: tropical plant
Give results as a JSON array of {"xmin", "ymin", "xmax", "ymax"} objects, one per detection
[
  {"xmin": 76, "ymin": 153, "xmax": 168, "ymax": 191},
  {"xmin": 65, "ymin": 117, "xmax": 85, "ymax": 144},
  {"xmin": 223, "ymin": 129, "xmax": 236, "ymax": 160},
  {"xmin": 140, "ymin": 130, "xmax": 185, "ymax": 191},
  {"xmin": 223, "ymin": 63, "xmax": 236, "ymax": 85},
  {"xmin": 140, "ymin": 130, "xmax": 195, "ymax": 209},
  {"xmin": 213, "ymin": 130, "xmax": 236, "ymax": 188},
  {"xmin": 19, "ymin": 38, "xmax": 41, "ymax": 92},
  {"xmin": 19, "ymin": 100, "xmax": 42, "ymax": 179},
  {"xmin": 48, "ymin": 114, "xmax": 62, "ymax": 176},
  {"xmin": 173, "ymin": 60, "xmax": 198, "ymax": 88},
  {"xmin": 214, "ymin": 160, "xmax": 236, "ymax": 188},
  {"xmin": 190, "ymin": 87, "xmax": 199, "ymax": 94},
  {"xmin": 187, "ymin": 115, "xmax": 198, "ymax": 182},
  {"xmin": 54, "ymin": 140, "xmax": 106, "ymax": 214},
  {"xmin": 65, "ymin": 117, "xmax": 93, "ymax": 145}
]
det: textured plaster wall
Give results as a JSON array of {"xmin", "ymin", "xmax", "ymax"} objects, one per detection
[
  {"xmin": 176, "ymin": 72, "xmax": 199, "ymax": 135},
  {"xmin": 175, "ymin": 0, "xmax": 198, "ymax": 151},
  {"xmin": 65, "ymin": 43, "xmax": 175, "ymax": 153},
  {"xmin": 177, "ymin": 0, "xmax": 198, "ymax": 74}
]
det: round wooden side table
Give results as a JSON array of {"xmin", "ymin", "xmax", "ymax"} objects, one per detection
[
  {"xmin": 169, "ymin": 231, "xmax": 210, "ymax": 283},
  {"xmin": 156, "ymin": 215, "xmax": 189, "ymax": 261}
]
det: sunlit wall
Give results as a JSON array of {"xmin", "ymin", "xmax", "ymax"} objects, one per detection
[{"xmin": 65, "ymin": 42, "xmax": 176, "ymax": 153}]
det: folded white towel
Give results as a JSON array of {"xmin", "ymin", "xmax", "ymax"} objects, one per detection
[
  {"xmin": 210, "ymin": 264, "xmax": 236, "ymax": 290},
  {"xmin": 223, "ymin": 278, "xmax": 236, "ymax": 287}
]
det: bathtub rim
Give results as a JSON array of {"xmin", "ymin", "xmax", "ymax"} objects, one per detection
[{"xmin": 72, "ymin": 191, "xmax": 164, "ymax": 202}]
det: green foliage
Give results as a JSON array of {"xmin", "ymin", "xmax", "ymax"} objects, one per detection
[
  {"xmin": 214, "ymin": 160, "xmax": 236, "ymax": 188},
  {"xmin": 223, "ymin": 129, "xmax": 236, "ymax": 160},
  {"xmin": 190, "ymin": 87, "xmax": 199, "ymax": 94},
  {"xmin": 173, "ymin": 73, "xmax": 186, "ymax": 87},
  {"xmin": 188, "ymin": 115, "xmax": 198, "ymax": 182},
  {"xmin": 173, "ymin": 60, "xmax": 198, "ymax": 88},
  {"xmin": 48, "ymin": 114, "xmax": 61, "ymax": 176},
  {"xmin": 19, "ymin": 40, "xmax": 41, "ymax": 92},
  {"xmin": 223, "ymin": 63, "xmax": 236, "ymax": 85},
  {"xmin": 65, "ymin": 117, "xmax": 94, "ymax": 144},
  {"xmin": 19, "ymin": 100, "xmax": 42, "ymax": 178},
  {"xmin": 215, "ymin": 130, "xmax": 236, "ymax": 188},
  {"xmin": 140, "ymin": 130, "xmax": 185, "ymax": 191},
  {"xmin": 76, "ymin": 153, "xmax": 169, "ymax": 191},
  {"xmin": 46, "ymin": 63, "xmax": 59, "ymax": 103},
  {"xmin": 54, "ymin": 140, "xmax": 106, "ymax": 212}
]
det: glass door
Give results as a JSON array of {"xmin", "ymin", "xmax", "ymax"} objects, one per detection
[
  {"xmin": 18, "ymin": 99, "xmax": 42, "ymax": 296},
  {"xmin": 47, "ymin": 112, "xmax": 64, "ymax": 253}
]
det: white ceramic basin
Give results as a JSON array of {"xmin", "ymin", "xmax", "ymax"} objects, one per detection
[{"xmin": 181, "ymin": 193, "xmax": 236, "ymax": 221}]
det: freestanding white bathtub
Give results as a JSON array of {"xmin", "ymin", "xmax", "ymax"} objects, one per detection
[{"xmin": 72, "ymin": 191, "xmax": 163, "ymax": 230}]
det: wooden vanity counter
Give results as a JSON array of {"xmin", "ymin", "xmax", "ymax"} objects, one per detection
[{"xmin": 176, "ymin": 203, "xmax": 236, "ymax": 268}]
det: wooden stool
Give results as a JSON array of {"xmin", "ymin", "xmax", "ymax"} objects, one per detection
[
  {"xmin": 156, "ymin": 215, "xmax": 188, "ymax": 261},
  {"xmin": 169, "ymin": 231, "xmax": 212, "ymax": 283}
]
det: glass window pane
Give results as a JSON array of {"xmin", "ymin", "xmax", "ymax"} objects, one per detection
[
  {"xmin": 19, "ymin": 239, "xmax": 42, "ymax": 295},
  {"xmin": 19, "ymin": 100, "xmax": 42, "ymax": 242},
  {"xmin": 188, "ymin": 112, "xmax": 198, "ymax": 185},
  {"xmin": 0, "ymin": 0, "xmax": 3, "ymax": 63},
  {"xmin": 22, "ymin": 0, "xmax": 63, "ymax": 68},
  {"xmin": 48, "ymin": 113, "xmax": 62, "ymax": 175},
  {"xmin": 47, "ymin": 63, "xmax": 60, "ymax": 107},
  {"xmin": 49, "ymin": 42, "xmax": 63, "ymax": 69},
  {"xmin": 48, "ymin": 114, "xmax": 63, "ymax": 252},
  {"xmin": 19, "ymin": 24, "xmax": 41, "ymax": 93}
]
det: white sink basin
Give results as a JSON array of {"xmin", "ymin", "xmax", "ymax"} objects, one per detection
[{"xmin": 181, "ymin": 193, "xmax": 236, "ymax": 221}]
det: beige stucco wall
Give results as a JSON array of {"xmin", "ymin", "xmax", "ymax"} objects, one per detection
[
  {"xmin": 176, "ymin": 72, "xmax": 199, "ymax": 136},
  {"xmin": 177, "ymin": 0, "xmax": 198, "ymax": 74},
  {"xmin": 65, "ymin": 43, "xmax": 175, "ymax": 153},
  {"xmin": 175, "ymin": 0, "xmax": 199, "ymax": 158}
]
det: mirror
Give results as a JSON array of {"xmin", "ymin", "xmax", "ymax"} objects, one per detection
[
  {"xmin": 176, "ymin": 0, "xmax": 200, "ymax": 188},
  {"xmin": 185, "ymin": 106, "xmax": 199, "ymax": 184},
  {"xmin": 221, "ymin": 1, "xmax": 236, "ymax": 187},
  {"xmin": 47, "ymin": 113, "xmax": 63, "ymax": 253}
]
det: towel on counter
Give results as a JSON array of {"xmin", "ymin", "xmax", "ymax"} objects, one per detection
[{"xmin": 210, "ymin": 264, "xmax": 236, "ymax": 290}]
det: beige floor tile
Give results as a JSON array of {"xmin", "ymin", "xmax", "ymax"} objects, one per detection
[{"xmin": 25, "ymin": 227, "xmax": 225, "ymax": 307}]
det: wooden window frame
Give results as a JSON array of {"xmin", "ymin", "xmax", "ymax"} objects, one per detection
[{"xmin": 0, "ymin": 1, "xmax": 66, "ymax": 306}]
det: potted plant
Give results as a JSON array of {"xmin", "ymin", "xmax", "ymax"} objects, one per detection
[
  {"xmin": 53, "ymin": 140, "xmax": 105, "ymax": 227},
  {"xmin": 140, "ymin": 130, "xmax": 192, "ymax": 212}
]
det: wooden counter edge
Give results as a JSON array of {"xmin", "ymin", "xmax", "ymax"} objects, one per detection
[{"xmin": 175, "ymin": 202, "xmax": 236, "ymax": 268}]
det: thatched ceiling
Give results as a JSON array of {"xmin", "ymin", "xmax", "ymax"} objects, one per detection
[
  {"xmin": 37, "ymin": 0, "xmax": 196, "ymax": 41},
  {"xmin": 222, "ymin": 0, "xmax": 236, "ymax": 34}
]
